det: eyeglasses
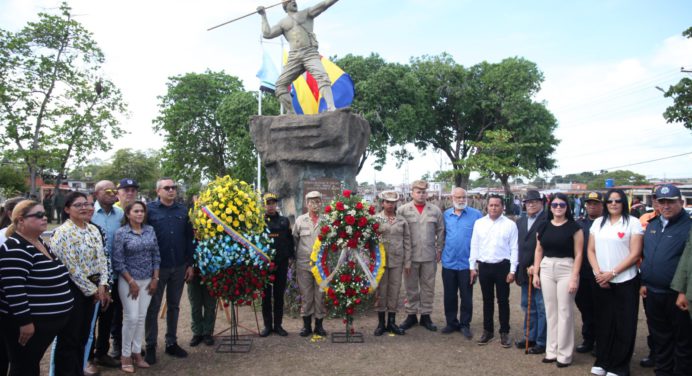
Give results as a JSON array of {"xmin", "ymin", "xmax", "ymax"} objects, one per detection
[
  {"xmin": 71, "ymin": 202, "xmax": 94, "ymax": 209},
  {"xmin": 24, "ymin": 211, "xmax": 47, "ymax": 219},
  {"xmin": 161, "ymin": 185, "xmax": 178, "ymax": 192},
  {"xmin": 103, "ymin": 189, "xmax": 117, "ymax": 195},
  {"xmin": 606, "ymin": 199, "xmax": 623, "ymax": 204},
  {"xmin": 550, "ymin": 202, "xmax": 567, "ymax": 208}
]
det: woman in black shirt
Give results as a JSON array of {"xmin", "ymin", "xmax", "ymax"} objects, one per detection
[
  {"xmin": 532, "ymin": 193, "xmax": 584, "ymax": 368},
  {"xmin": 0, "ymin": 200, "xmax": 74, "ymax": 376}
]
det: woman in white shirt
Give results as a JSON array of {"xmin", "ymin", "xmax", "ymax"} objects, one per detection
[{"xmin": 587, "ymin": 189, "xmax": 643, "ymax": 376}]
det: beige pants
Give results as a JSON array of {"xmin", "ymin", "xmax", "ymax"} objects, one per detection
[
  {"xmin": 540, "ymin": 257, "xmax": 575, "ymax": 364},
  {"xmin": 297, "ymin": 268, "xmax": 325, "ymax": 319},
  {"xmin": 375, "ymin": 266, "xmax": 403, "ymax": 312},
  {"xmin": 404, "ymin": 261, "xmax": 436, "ymax": 315}
]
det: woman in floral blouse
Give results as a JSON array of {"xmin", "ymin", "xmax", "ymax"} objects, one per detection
[
  {"xmin": 50, "ymin": 191, "xmax": 110, "ymax": 375},
  {"xmin": 112, "ymin": 201, "xmax": 160, "ymax": 372}
]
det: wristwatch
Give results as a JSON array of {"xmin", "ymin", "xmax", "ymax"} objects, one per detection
[{"xmin": 611, "ymin": 270, "xmax": 618, "ymax": 277}]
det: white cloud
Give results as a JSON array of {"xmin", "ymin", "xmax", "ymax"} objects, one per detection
[{"xmin": 651, "ymin": 34, "xmax": 692, "ymax": 69}]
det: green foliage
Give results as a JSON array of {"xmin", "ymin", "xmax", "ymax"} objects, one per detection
[
  {"xmin": 0, "ymin": 165, "xmax": 27, "ymax": 197},
  {"xmin": 0, "ymin": 2, "xmax": 127, "ymax": 195},
  {"xmin": 93, "ymin": 149, "xmax": 162, "ymax": 197},
  {"xmin": 550, "ymin": 170, "xmax": 647, "ymax": 188},
  {"xmin": 153, "ymin": 71, "xmax": 277, "ymax": 185},
  {"xmin": 661, "ymin": 27, "xmax": 692, "ymax": 130}
]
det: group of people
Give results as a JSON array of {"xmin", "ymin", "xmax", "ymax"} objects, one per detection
[
  {"xmin": 2, "ymin": 177, "xmax": 692, "ymax": 376},
  {"xmin": 0, "ymin": 177, "xmax": 209, "ymax": 375}
]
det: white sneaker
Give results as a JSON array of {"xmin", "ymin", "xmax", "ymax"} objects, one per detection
[
  {"xmin": 605, "ymin": 373, "xmax": 619, "ymax": 376},
  {"xmin": 590, "ymin": 366, "xmax": 606, "ymax": 376}
]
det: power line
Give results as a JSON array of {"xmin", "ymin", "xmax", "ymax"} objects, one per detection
[{"xmin": 591, "ymin": 151, "xmax": 692, "ymax": 172}]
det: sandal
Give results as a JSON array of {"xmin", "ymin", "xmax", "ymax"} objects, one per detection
[
  {"xmin": 120, "ymin": 356, "xmax": 135, "ymax": 374},
  {"xmin": 133, "ymin": 353, "xmax": 150, "ymax": 368}
]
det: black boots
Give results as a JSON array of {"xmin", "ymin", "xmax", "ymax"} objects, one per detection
[
  {"xmin": 314, "ymin": 318, "xmax": 327, "ymax": 336},
  {"xmin": 374, "ymin": 312, "xmax": 386, "ymax": 336},
  {"xmin": 273, "ymin": 315, "xmax": 288, "ymax": 336},
  {"xmin": 400, "ymin": 314, "xmax": 418, "ymax": 330},
  {"xmin": 419, "ymin": 314, "xmax": 437, "ymax": 331},
  {"xmin": 260, "ymin": 314, "xmax": 272, "ymax": 337},
  {"xmin": 299, "ymin": 316, "xmax": 312, "ymax": 337},
  {"xmin": 387, "ymin": 313, "xmax": 405, "ymax": 335}
]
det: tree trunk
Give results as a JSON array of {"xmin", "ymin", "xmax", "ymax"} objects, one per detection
[
  {"xmin": 500, "ymin": 175, "xmax": 513, "ymax": 214},
  {"xmin": 454, "ymin": 171, "xmax": 470, "ymax": 189},
  {"xmin": 29, "ymin": 166, "xmax": 37, "ymax": 196}
]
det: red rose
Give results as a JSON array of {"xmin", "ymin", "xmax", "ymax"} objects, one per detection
[
  {"xmin": 223, "ymin": 302, "xmax": 229, "ymax": 308},
  {"xmin": 345, "ymin": 215, "xmax": 356, "ymax": 225},
  {"xmin": 336, "ymin": 202, "xmax": 345, "ymax": 211},
  {"xmin": 321, "ymin": 225, "xmax": 330, "ymax": 234},
  {"xmin": 338, "ymin": 231, "xmax": 348, "ymax": 239},
  {"xmin": 340, "ymin": 274, "xmax": 351, "ymax": 283},
  {"xmin": 373, "ymin": 222, "xmax": 380, "ymax": 231},
  {"xmin": 234, "ymin": 290, "xmax": 240, "ymax": 296},
  {"xmin": 347, "ymin": 238, "xmax": 358, "ymax": 248},
  {"xmin": 211, "ymin": 277, "xmax": 217, "ymax": 283},
  {"xmin": 354, "ymin": 231, "xmax": 362, "ymax": 238},
  {"xmin": 317, "ymin": 234, "xmax": 323, "ymax": 241},
  {"xmin": 355, "ymin": 298, "xmax": 362, "ymax": 305},
  {"xmin": 269, "ymin": 275, "xmax": 276, "ymax": 282},
  {"xmin": 368, "ymin": 205, "xmax": 376, "ymax": 215},
  {"xmin": 325, "ymin": 205, "xmax": 332, "ymax": 214},
  {"xmin": 269, "ymin": 262, "xmax": 276, "ymax": 270},
  {"xmin": 354, "ymin": 276, "xmax": 362, "ymax": 283},
  {"xmin": 343, "ymin": 190, "xmax": 351, "ymax": 198},
  {"xmin": 355, "ymin": 202, "xmax": 363, "ymax": 210},
  {"xmin": 358, "ymin": 217, "xmax": 368, "ymax": 227},
  {"xmin": 333, "ymin": 300, "xmax": 339, "ymax": 306},
  {"xmin": 330, "ymin": 243, "xmax": 338, "ymax": 251},
  {"xmin": 252, "ymin": 293, "xmax": 258, "ymax": 299},
  {"xmin": 348, "ymin": 261, "xmax": 356, "ymax": 269},
  {"xmin": 360, "ymin": 288, "xmax": 369, "ymax": 294},
  {"xmin": 346, "ymin": 306, "xmax": 354, "ymax": 315}
]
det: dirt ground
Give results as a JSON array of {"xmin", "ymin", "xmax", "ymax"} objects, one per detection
[{"xmin": 40, "ymin": 271, "xmax": 653, "ymax": 376}]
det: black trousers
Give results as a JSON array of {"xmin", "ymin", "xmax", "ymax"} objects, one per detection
[
  {"xmin": 87, "ymin": 281, "xmax": 121, "ymax": 359},
  {"xmin": 0, "ymin": 316, "xmax": 7, "ymax": 376},
  {"xmin": 644, "ymin": 290, "xmax": 692, "ymax": 376},
  {"xmin": 478, "ymin": 260, "xmax": 511, "ymax": 334},
  {"xmin": 110, "ymin": 280, "xmax": 123, "ymax": 351},
  {"xmin": 575, "ymin": 275, "xmax": 597, "ymax": 343},
  {"xmin": 442, "ymin": 267, "xmax": 473, "ymax": 328},
  {"xmin": 593, "ymin": 276, "xmax": 640, "ymax": 376},
  {"xmin": 54, "ymin": 284, "xmax": 95, "ymax": 376},
  {"xmin": 1, "ymin": 315, "xmax": 69, "ymax": 376},
  {"xmin": 262, "ymin": 258, "xmax": 289, "ymax": 328}
]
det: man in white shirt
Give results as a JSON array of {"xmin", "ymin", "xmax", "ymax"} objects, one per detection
[{"xmin": 470, "ymin": 195, "xmax": 519, "ymax": 348}]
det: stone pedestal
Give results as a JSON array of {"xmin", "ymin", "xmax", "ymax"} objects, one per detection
[{"xmin": 250, "ymin": 109, "xmax": 370, "ymax": 222}]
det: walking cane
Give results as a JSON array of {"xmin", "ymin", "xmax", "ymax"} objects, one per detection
[{"xmin": 525, "ymin": 273, "xmax": 532, "ymax": 354}]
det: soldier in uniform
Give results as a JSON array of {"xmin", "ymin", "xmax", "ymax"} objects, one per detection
[
  {"xmin": 292, "ymin": 191, "xmax": 327, "ymax": 337},
  {"xmin": 260, "ymin": 193, "xmax": 294, "ymax": 337},
  {"xmin": 397, "ymin": 180, "xmax": 445, "ymax": 331},
  {"xmin": 373, "ymin": 191, "xmax": 411, "ymax": 336}
]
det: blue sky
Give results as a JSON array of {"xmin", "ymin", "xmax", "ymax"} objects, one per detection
[{"xmin": 1, "ymin": 0, "xmax": 691, "ymax": 186}]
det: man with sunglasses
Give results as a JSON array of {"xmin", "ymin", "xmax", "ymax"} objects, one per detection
[
  {"xmin": 144, "ymin": 178, "xmax": 195, "ymax": 364},
  {"xmin": 640, "ymin": 184, "xmax": 692, "ymax": 375},
  {"xmin": 89, "ymin": 180, "xmax": 125, "ymax": 368}
]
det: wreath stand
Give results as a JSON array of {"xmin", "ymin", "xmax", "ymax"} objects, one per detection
[
  {"xmin": 215, "ymin": 301, "xmax": 253, "ymax": 353},
  {"xmin": 331, "ymin": 317, "xmax": 363, "ymax": 343}
]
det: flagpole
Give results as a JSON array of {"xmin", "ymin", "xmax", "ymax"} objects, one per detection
[{"xmin": 257, "ymin": 88, "xmax": 262, "ymax": 192}]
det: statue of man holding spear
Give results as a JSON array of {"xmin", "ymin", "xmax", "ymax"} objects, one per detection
[{"xmin": 256, "ymin": 0, "xmax": 339, "ymax": 114}]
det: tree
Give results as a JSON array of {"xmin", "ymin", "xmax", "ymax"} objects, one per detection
[
  {"xmin": 153, "ymin": 71, "xmax": 278, "ymax": 184},
  {"xmin": 662, "ymin": 27, "xmax": 692, "ymax": 130},
  {"xmin": 0, "ymin": 164, "xmax": 27, "ymax": 197},
  {"xmin": 388, "ymin": 54, "xmax": 557, "ymax": 188},
  {"xmin": 94, "ymin": 149, "xmax": 162, "ymax": 197},
  {"xmin": 0, "ymin": 2, "xmax": 127, "ymax": 195}
]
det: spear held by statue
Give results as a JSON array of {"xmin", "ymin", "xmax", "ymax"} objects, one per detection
[{"xmin": 207, "ymin": 0, "xmax": 287, "ymax": 31}]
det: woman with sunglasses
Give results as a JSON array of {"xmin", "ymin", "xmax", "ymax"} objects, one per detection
[
  {"xmin": 532, "ymin": 193, "xmax": 583, "ymax": 368},
  {"xmin": 50, "ymin": 191, "xmax": 111, "ymax": 375},
  {"xmin": 587, "ymin": 189, "xmax": 644, "ymax": 376},
  {"xmin": 112, "ymin": 201, "xmax": 160, "ymax": 373},
  {"xmin": 0, "ymin": 200, "xmax": 74, "ymax": 375}
]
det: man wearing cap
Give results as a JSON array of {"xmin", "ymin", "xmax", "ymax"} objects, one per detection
[
  {"xmin": 373, "ymin": 190, "xmax": 411, "ymax": 336},
  {"xmin": 514, "ymin": 190, "xmax": 547, "ymax": 353},
  {"xmin": 292, "ymin": 191, "xmax": 327, "ymax": 337},
  {"xmin": 144, "ymin": 178, "xmax": 195, "ymax": 363},
  {"xmin": 574, "ymin": 191, "xmax": 604, "ymax": 354},
  {"xmin": 398, "ymin": 180, "xmax": 445, "ymax": 332},
  {"xmin": 116, "ymin": 178, "xmax": 139, "ymax": 209},
  {"xmin": 470, "ymin": 194, "xmax": 518, "ymax": 347},
  {"xmin": 260, "ymin": 193, "xmax": 294, "ymax": 337},
  {"xmin": 640, "ymin": 184, "xmax": 692, "ymax": 375},
  {"xmin": 440, "ymin": 187, "xmax": 482, "ymax": 339},
  {"xmin": 89, "ymin": 180, "xmax": 124, "ymax": 366}
]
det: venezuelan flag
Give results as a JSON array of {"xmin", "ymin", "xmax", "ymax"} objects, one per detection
[{"xmin": 287, "ymin": 56, "xmax": 355, "ymax": 115}]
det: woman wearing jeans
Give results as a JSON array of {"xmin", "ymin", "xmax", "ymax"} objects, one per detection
[
  {"xmin": 112, "ymin": 201, "xmax": 160, "ymax": 373},
  {"xmin": 532, "ymin": 193, "xmax": 583, "ymax": 368},
  {"xmin": 587, "ymin": 189, "xmax": 644, "ymax": 376}
]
